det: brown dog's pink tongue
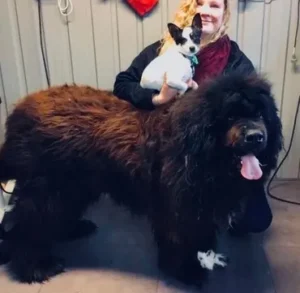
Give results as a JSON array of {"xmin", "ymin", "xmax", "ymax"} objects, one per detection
[{"xmin": 241, "ymin": 155, "xmax": 262, "ymax": 180}]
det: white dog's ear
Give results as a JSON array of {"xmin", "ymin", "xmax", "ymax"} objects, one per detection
[
  {"xmin": 167, "ymin": 23, "xmax": 183, "ymax": 41},
  {"xmin": 192, "ymin": 13, "xmax": 202, "ymax": 30}
]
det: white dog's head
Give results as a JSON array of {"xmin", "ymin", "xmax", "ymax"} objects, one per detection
[{"xmin": 167, "ymin": 13, "xmax": 202, "ymax": 57}]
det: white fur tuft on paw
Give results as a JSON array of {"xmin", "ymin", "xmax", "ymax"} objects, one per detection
[{"xmin": 197, "ymin": 250, "xmax": 227, "ymax": 270}]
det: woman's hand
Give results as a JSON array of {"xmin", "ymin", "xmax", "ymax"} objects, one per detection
[
  {"xmin": 152, "ymin": 78, "xmax": 196, "ymax": 106},
  {"xmin": 152, "ymin": 81, "xmax": 178, "ymax": 106}
]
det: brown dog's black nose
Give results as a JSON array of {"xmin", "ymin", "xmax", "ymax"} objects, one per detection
[{"xmin": 244, "ymin": 130, "xmax": 264, "ymax": 144}]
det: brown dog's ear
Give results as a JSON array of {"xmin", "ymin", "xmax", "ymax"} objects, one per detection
[
  {"xmin": 167, "ymin": 23, "xmax": 183, "ymax": 41},
  {"xmin": 192, "ymin": 13, "xmax": 202, "ymax": 30}
]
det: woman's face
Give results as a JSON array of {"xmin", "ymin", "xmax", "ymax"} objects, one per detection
[{"xmin": 196, "ymin": 0, "xmax": 225, "ymax": 36}]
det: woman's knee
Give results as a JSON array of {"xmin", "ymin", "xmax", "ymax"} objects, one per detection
[{"xmin": 245, "ymin": 194, "xmax": 273, "ymax": 233}]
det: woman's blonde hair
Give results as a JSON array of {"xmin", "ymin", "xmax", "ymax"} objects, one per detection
[{"xmin": 158, "ymin": 0, "xmax": 230, "ymax": 55}]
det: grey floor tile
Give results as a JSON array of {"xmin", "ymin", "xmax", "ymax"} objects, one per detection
[
  {"xmin": 264, "ymin": 181, "xmax": 300, "ymax": 248},
  {"xmin": 0, "ymin": 267, "xmax": 41, "ymax": 293},
  {"xmin": 39, "ymin": 270, "xmax": 158, "ymax": 293},
  {"xmin": 262, "ymin": 180, "xmax": 300, "ymax": 293},
  {"xmin": 264, "ymin": 245, "xmax": 300, "ymax": 293},
  {"xmin": 53, "ymin": 195, "xmax": 160, "ymax": 279}
]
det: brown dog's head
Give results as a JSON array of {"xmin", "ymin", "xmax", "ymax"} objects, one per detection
[
  {"xmin": 221, "ymin": 95, "xmax": 270, "ymax": 180},
  {"xmin": 170, "ymin": 71, "xmax": 283, "ymax": 181},
  {"xmin": 205, "ymin": 72, "xmax": 283, "ymax": 180}
]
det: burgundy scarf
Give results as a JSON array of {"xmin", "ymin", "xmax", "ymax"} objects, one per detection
[{"xmin": 194, "ymin": 35, "xmax": 231, "ymax": 84}]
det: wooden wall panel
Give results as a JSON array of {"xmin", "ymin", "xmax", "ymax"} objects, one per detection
[
  {"xmin": 237, "ymin": 1, "xmax": 265, "ymax": 70},
  {"xmin": 68, "ymin": 0, "xmax": 97, "ymax": 87},
  {"xmin": 115, "ymin": 1, "xmax": 140, "ymax": 71},
  {"xmin": 0, "ymin": 65, "xmax": 8, "ymax": 145},
  {"xmin": 0, "ymin": 0, "xmax": 27, "ymax": 109},
  {"xmin": 41, "ymin": 0, "xmax": 73, "ymax": 86},
  {"xmin": 15, "ymin": 0, "xmax": 46, "ymax": 93},
  {"xmin": 142, "ymin": 2, "xmax": 164, "ymax": 48},
  {"xmin": 167, "ymin": 0, "xmax": 180, "ymax": 22},
  {"xmin": 277, "ymin": 0, "xmax": 300, "ymax": 179},
  {"xmin": 91, "ymin": 0, "xmax": 120, "ymax": 89},
  {"xmin": 260, "ymin": 0, "xmax": 291, "ymax": 110},
  {"xmin": 227, "ymin": 0, "xmax": 238, "ymax": 42}
]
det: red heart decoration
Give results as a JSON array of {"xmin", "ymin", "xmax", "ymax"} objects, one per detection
[{"xmin": 126, "ymin": 0, "xmax": 158, "ymax": 17}]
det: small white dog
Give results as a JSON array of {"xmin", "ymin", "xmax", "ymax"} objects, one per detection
[{"xmin": 140, "ymin": 13, "xmax": 202, "ymax": 96}]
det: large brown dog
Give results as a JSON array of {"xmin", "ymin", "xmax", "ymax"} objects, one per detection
[{"xmin": 0, "ymin": 71, "xmax": 282, "ymax": 286}]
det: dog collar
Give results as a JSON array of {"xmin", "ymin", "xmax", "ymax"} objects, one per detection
[
  {"xmin": 181, "ymin": 54, "xmax": 199, "ymax": 75},
  {"xmin": 188, "ymin": 55, "xmax": 199, "ymax": 66}
]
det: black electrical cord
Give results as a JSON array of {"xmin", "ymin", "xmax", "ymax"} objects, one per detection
[
  {"xmin": 37, "ymin": 0, "xmax": 51, "ymax": 87},
  {"xmin": 295, "ymin": 0, "xmax": 300, "ymax": 50},
  {"xmin": 266, "ymin": 96, "xmax": 300, "ymax": 206},
  {"xmin": 266, "ymin": 0, "xmax": 300, "ymax": 206}
]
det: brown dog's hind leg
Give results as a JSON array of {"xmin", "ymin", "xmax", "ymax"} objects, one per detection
[{"xmin": 6, "ymin": 177, "xmax": 67, "ymax": 283}]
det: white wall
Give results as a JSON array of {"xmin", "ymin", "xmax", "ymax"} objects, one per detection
[{"xmin": 0, "ymin": 0, "xmax": 299, "ymax": 178}]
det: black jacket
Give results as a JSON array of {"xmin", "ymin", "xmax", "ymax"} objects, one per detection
[{"xmin": 113, "ymin": 38, "xmax": 255, "ymax": 110}]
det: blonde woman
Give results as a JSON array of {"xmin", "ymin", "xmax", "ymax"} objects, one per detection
[
  {"xmin": 114, "ymin": 0, "xmax": 253, "ymax": 107},
  {"xmin": 113, "ymin": 0, "xmax": 272, "ymax": 236}
]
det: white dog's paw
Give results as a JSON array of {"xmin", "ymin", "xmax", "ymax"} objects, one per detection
[
  {"xmin": 186, "ymin": 79, "xmax": 198, "ymax": 90},
  {"xmin": 191, "ymin": 80, "xmax": 198, "ymax": 90},
  {"xmin": 178, "ymin": 89, "xmax": 187, "ymax": 96},
  {"xmin": 197, "ymin": 250, "xmax": 228, "ymax": 270}
]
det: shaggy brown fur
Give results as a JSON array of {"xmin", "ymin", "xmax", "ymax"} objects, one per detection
[
  {"xmin": 0, "ymin": 72, "xmax": 283, "ymax": 286},
  {"xmin": 9, "ymin": 86, "xmax": 160, "ymax": 171}
]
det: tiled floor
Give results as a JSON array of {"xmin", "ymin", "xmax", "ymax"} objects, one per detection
[{"xmin": 0, "ymin": 180, "xmax": 299, "ymax": 292}]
